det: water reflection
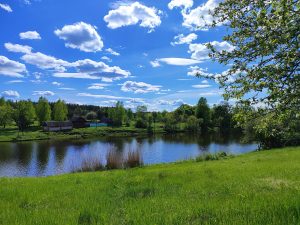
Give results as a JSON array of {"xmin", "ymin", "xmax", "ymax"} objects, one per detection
[{"xmin": 0, "ymin": 133, "xmax": 257, "ymax": 177}]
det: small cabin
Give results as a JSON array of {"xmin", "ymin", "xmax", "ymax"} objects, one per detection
[
  {"xmin": 71, "ymin": 116, "xmax": 89, "ymax": 128},
  {"xmin": 42, "ymin": 121, "xmax": 73, "ymax": 132}
]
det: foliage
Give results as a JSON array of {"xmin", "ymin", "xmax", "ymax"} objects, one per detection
[
  {"xmin": 185, "ymin": 115, "xmax": 201, "ymax": 132},
  {"xmin": 86, "ymin": 111, "xmax": 97, "ymax": 121},
  {"xmin": 135, "ymin": 105, "xmax": 148, "ymax": 129},
  {"xmin": 13, "ymin": 100, "xmax": 36, "ymax": 132},
  {"xmin": 195, "ymin": 97, "xmax": 211, "ymax": 131},
  {"xmin": 0, "ymin": 98, "xmax": 12, "ymax": 128},
  {"xmin": 35, "ymin": 97, "xmax": 51, "ymax": 126},
  {"xmin": 164, "ymin": 113, "xmax": 178, "ymax": 132},
  {"xmin": 53, "ymin": 99, "xmax": 68, "ymax": 121},
  {"xmin": 211, "ymin": 102, "xmax": 232, "ymax": 133},
  {"xmin": 207, "ymin": 0, "xmax": 300, "ymax": 111},
  {"xmin": 108, "ymin": 101, "xmax": 126, "ymax": 127}
]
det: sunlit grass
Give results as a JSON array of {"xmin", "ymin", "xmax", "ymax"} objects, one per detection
[{"xmin": 0, "ymin": 147, "xmax": 300, "ymax": 224}]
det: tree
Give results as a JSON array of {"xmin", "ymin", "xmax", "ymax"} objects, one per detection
[
  {"xmin": 135, "ymin": 105, "xmax": 148, "ymax": 128},
  {"xmin": 211, "ymin": 102, "xmax": 232, "ymax": 133},
  {"xmin": 195, "ymin": 97, "xmax": 211, "ymax": 132},
  {"xmin": 164, "ymin": 113, "xmax": 178, "ymax": 132},
  {"xmin": 0, "ymin": 98, "xmax": 12, "ymax": 128},
  {"xmin": 36, "ymin": 97, "xmax": 51, "ymax": 126},
  {"xmin": 203, "ymin": 0, "xmax": 300, "ymax": 111},
  {"xmin": 53, "ymin": 100, "xmax": 68, "ymax": 121},
  {"xmin": 185, "ymin": 115, "xmax": 202, "ymax": 132},
  {"xmin": 14, "ymin": 100, "xmax": 36, "ymax": 132},
  {"xmin": 108, "ymin": 101, "xmax": 126, "ymax": 127},
  {"xmin": 86, "ymin": 111, "xmax": 97, "ymax": 121}
]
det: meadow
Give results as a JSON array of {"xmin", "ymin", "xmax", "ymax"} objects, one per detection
[{"xmin": 0, "ymin": 147, "xmax": 299, "ymax": 225}]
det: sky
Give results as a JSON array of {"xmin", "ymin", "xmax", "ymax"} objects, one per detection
[{"xmin": 0, "ymin": 0, "xmax": 233, "ymax": 111}]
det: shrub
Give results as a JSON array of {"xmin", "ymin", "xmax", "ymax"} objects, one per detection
[{"xmin": 124, "ymin": 150, "xmax": 143, "ymax": 168}]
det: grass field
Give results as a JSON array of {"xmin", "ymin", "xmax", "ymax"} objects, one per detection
[
  {"xmin": 0, "ymin": 123, "xmax": 166, "ymax": 142},
  {"xmin": 0, "ymin": 147, "xmax": 300, "ymax": 224}
]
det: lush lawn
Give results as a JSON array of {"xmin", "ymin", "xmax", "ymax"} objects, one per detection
[
  {"xmin": 0, "ymin": 147, "xmax": 299, "ymax": 224},
  {"xmin": 0, "ymin": 123, "xmax": 166, "ymax": 142}
]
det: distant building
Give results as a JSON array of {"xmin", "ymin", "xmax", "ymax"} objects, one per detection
[
  {"xmin": 42, "ymin": 121, "xmax": 73, "ymax": 132},
  {"xmin": 71, "ymin": 116, "xmax": 89, "ymax": 128},
  {"xmin": 100, "ymin": 117, "xmax": 113, "ymax": 126}
]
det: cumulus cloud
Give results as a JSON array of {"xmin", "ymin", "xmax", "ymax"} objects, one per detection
[
  {"xmin": 19, "ymin": 31, "xmax": 41, "ymax": 40},
  {"xmin": 168, "ymin": 0, "xmax": 193, "ymax": 10},
  {"xmin": 53, "ymin": 72, "xmax": 100, "ymax": 80},
  {"xmin": 4, "ymin": 43, "xmax": 32, "ymax": 54},
  {"xmin": 157, "ymin": 58, "xmax": 201, "ymax": 66},
  {"xmin": 192, "ymin": 84, "xmax": 211, "ymax": 88},
  {"xmin": 157, "ymin": 99, "xmax": 184, "ymax": 106},
  {"xmin": 0, "ymin": 56, "xmax": 27, "ymax": 78},
  {"xmin": 101, "ymin": 56, "xmax": 112, "ymax": 62},
  {"xmin": 104, "ymin": 2, "xmax": 161, "ymax": 32},
  {"xmin": 77, "ymin": 93, "xmax": 143, "ymax": 101},
  {"xmin": 121, "ymin": 81, "xmax": 161, "ymax": 94},
  {"xmin": 106, "ymin": 48, "xmax": 120, "ymax": 56},
  {"xmin": 73, "ymin": 59, "xmax": 130, "ymax": 79},
  {"xmin": 52, "ymin": 81, "xmax": 62, "ymax": 86},
  {"xmin": 87, "ymin": 83, "xmax": 110, "ymax": 90},
  {"xmin": 182, "ymin": 0, "xmax": 224, "ymax": 31},
  {"xmin": 54, "ymin": 22, "xmax": 103, "ymax": 52},
  {"xmin": 0, "ymin": 3, "xmax": 12, "ymax": 12},
  {"xmin": 21, "ymin": 52, "xmax": 69, "ymax": 72},
  {"xmin": 189, "ymin": 41, "xmax": 234, "ymax": 61},
  {"xmin": 171, "ymin": 33, "xmax": 197, "ymax": 46},
  {"xmin": 33, "ymin": 91, "xmax": 55, "ymax": 96},
  {"xmin": 150, "ymin": 60, "xmax": 160, "ymax": 67},
  {"xmin": 1, "ymin": 90, "xmax": 20, "ymax": 98}
]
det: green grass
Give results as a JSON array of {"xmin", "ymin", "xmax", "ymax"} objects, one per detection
[
  {"xmin": 0, "ymin": 123, "xmax": 166, "ymax": 142},
  {"xmin": 0, "ymin": 147, "xmax": 300, "ymax": 224}
]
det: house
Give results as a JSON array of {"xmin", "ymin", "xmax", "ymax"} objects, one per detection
[
  {"xmin": 71, "ymin": 116, "xmax": 89, "ymax": 128},
  {"xmin": 100, "ymin": 117, "xmax": 113, "ymax": 126},
  {"xmin": 42, "ymin": 121, "xmax": 73, "ymax": 132}
]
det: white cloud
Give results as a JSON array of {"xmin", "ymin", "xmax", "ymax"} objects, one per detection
[
  {"xmin": 150, "ymin": 60, "xmax": 161, "ymax": 67},
  {"xmin": 189, "ymin": 41, "xmax": 234, "ymax": 61},
  {"xmin": 171, "ymin": 33, "xmax": 197, "ymax": 46},
  {"xmin": 168, "ymin": 0, "xmax": 193, "ymax": 10},
  {"xmin": 106, "ymin": 48, "xmax": 120, "ymax": 56},
  {"xmin": 77, "ymin": 93, "xmax": 143, "ymax": 101},
  {"xmin": 4, "ymin": 43, "xmax": 32, "ymax": 54},
  {"xmin": 104, "ymin": 2, "xmax": 161, "ymax": 32},
  {"xmin": 0, "ymin": 3, "xmax": 12, "ymax": 12},
  {"xmin": 121, "ymin": 81, "xmax": 161, "ymax": 94},
  {"xmin": 87, "ymin": 83, "xmax": 110, "ymax": 90},
  {"xmin": 6, "ymin": 80, "xmax": 24, "ymax": 84},
  {"xmin": 59, "ymin": 87, "xmax": 75, "ymax": 91},
  {"xmin": 54, "ymin": 22, "xmax": 103, "ymax": 52},
  {"xmin": 157, "ymin": 99, "xmax": 184, "ymax": 106},
  {"xmin": 33, "ymin": 91, "xmax": 55, "ymax": 96},
  {"xmin": 157, "ymin": 58, "xmax": 201, "ymax": 66},
  {"xmin": 101, "ymin": 56, "xmax": 112, "ymax": 62},
  {"xmin": 0, "ymin": 56, "xmax": 27, "ymax": 78},
  {"xmin": 2, "ymin": 90, "xmax": 20, "ymax": 98},
  {"xmin": 52, "ymin": 81, "xmax": 62, "ymax": 86},
  {"xmin": 192, "ymin": 84, "xmax": 211, "ymax": 88},
  {"xmin": 73, "ymin": 59, "xmax": 130, "ymax": 79},
  {"xmin": 21, "ymin": 52, "xmax": 69, "ymax": 72},
  {"xmin": 53, "ymin": 72, "xmax": 100, "ymax": 80},
  {"xmin": 182, "ymin": 0, "xmax": 224, "ymax": 31},
  {"xmin": 19, "ymin": 31, "xmax": 41, "ymax": 40}
]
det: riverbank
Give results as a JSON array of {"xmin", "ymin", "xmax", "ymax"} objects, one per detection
[
  {"xmin": 0, "ymin": 147, "xmax": 299, "ymax": 224},
  {"xmin": 0, "ymin": 125, "xmax": 167, "ymax": 142}
]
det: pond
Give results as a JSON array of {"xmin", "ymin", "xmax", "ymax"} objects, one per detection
[{"xmin": 0, "ymin": 133, "xmax": 258, "ymax": 177}]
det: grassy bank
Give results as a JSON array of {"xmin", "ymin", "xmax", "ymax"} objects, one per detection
[
  {"xmin": 0, "ymin": 124, "xmax": 166, "ymax": 142},
  {"xmin": 0, "ymin": 147, "xmax": 300, "ymax": 224}
]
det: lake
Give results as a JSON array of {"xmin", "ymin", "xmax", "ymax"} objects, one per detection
[{"xmin": 0, "ymin": 133, "xmax": 257, "ymax": 177}]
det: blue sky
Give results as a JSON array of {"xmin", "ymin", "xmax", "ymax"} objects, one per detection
[{"xmin": 0, "ymin": 0, "xmax": 233, "ymax": 111}]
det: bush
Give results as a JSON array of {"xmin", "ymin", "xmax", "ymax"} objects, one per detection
[
  {"xmin": 135, "ymin": 118, "xmax": 147, "ymax": 129},
  {"xmin": 196, "ymin": 152, "xmax": 232, "ymax": 162}
]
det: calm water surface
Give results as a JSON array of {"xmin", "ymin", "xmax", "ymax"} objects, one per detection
[{"xmin": 0, "ymin": 133, "xmax": 257, "ymax": 177}]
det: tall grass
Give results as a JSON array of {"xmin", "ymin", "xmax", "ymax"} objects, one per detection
[
  {"xmin": 124, "ymin": 150, "xmax": 143, "ymax": 168},
  {"xmin": 106, "ymin": 148, "xmax": 123, "ymax": 169}
]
